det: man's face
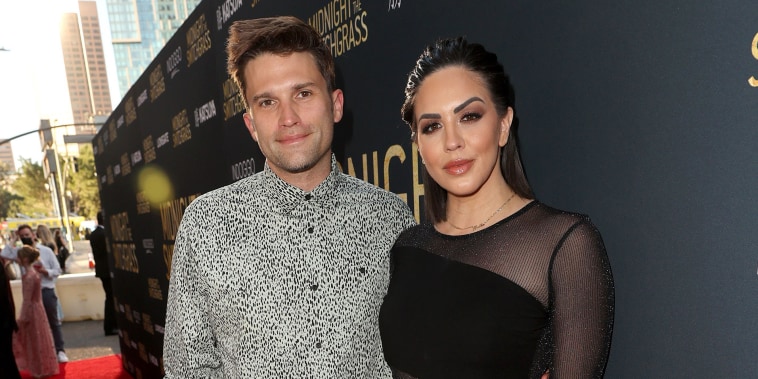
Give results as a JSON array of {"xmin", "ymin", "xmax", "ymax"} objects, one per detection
[
  {"xmin": 242, "ymin": 52, "xmax": 343, "ymax": 182},
  {"xmin": 17, "ymin": 227, "xmax": 34, "ymax": 240}
]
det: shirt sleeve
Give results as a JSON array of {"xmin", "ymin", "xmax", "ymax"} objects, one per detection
[
  {"xmin": 163, "ymin": 206, "xmax": 222, "ymax": 378},
  {"xmin": 39, "ymin": 245, "xmax": 61, "ymax": 279},
  {"xmin": 1, "ymin": 244, "xmax": 17, "ymax": 260},
  {"xmin": 548, "ymin": 220, "xmax": 614, "ymax": 379}
]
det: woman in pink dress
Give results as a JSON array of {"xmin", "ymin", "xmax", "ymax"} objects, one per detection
[{"xmin": 13, "ymin": 245, "xmax": 59, "ymax": 378}]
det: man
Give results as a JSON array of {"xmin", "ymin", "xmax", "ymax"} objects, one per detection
[
  {"xmin": 164, "ymin": 16, "xmax": 415, "ymax": 378},
  {"xmin": 1, "ymin": 225, "xmax": 68, "ymax": 363},
  {"xmin": 90, "ymin": 211, "xmax": 117, "ymax": 336}
]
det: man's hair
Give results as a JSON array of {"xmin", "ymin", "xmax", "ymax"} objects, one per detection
[
  {"xmin": 17, "ymin": 224, "xmax": 33, "ymax": 233},
  {"xmin": 97, "ymin": 211, "xmax": 104, "ymax": 225},
  {"xmin": 226, "ymin": 16, "xmax": 335, "ymax": 109}
]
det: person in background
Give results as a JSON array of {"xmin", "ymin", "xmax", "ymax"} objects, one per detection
[
  {"xmin": 35, "ymin": 225, "xmax": 58, "ymax": 256},
  {"xmin": 53, "ymin": 230, "xmax": 70, "ymax": 274},
  {"xmin": 12, "ymin": 246, "xmax": 59, "ymax": 378},
  {"xmin": 379, "ymin": 37, "xmax": 614, "ymax": 378},
  {"xmin": 89, "ymin": 211, "xmax": 117, "ymax": 336},
  {"xmin": 0, "ymin": 245, "xmax": 20, "ymax": 379},
  {"xmin": 163, "ymin": 15, "xmax": 415, "ymax": 378},
  {"xmin": 0, "ymin": 225, "xmax": 68, "ymax": 363}
]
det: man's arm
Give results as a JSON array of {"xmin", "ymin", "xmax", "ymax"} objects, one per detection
[
  {"xmin": 37, "ymin": 245, "xmax": 61, "ymax": 279},
  {"xmin": 163, "ymin": 207, "xmax": 221, "ymax": 378}
]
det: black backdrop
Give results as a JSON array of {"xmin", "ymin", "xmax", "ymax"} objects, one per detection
[{"xmin": 93, "ymin": 1, "xmax": 758, "ymax": 377}]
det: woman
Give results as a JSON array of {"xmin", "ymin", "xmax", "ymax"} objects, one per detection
[
  {"xmin": 53, "ymin": 230, "xmax": 70, "ymax": 274},
  {"xmin": 12, "ymin": 246, "xmax": 59, "ymax": 378},
  {"xmin": 35, "ymin": 225, "xmax": 58, "ymax": 256},
  {"xmin": 379, "ymin": 38, "xmax": 614, "ymax": 378}
]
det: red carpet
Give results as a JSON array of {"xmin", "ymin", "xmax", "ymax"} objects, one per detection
[{"xmin": 20, "ymin": 354, "xmax": 131, "ymax": 379}]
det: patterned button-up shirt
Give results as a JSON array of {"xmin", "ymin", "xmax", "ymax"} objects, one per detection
[{"xmin": 164, "ymin": 156, "xmax": 415, "ymax": 378}]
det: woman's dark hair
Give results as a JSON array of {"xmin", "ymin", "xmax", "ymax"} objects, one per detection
[{"xmin": 401, "ymin": 37, "xmax": 534, "ymax": 223}]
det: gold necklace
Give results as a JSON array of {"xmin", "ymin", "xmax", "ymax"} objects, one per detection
[{"xmin": 446, "ymin": 192, "xmax": 517, "ymax": 232}]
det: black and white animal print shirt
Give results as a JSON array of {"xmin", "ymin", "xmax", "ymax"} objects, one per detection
[{"xmin": 164, "ymin": 156, "xmax": 416, "ymax": 378}]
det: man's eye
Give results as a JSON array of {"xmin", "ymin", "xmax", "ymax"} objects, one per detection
[
  {"xmin": 258, "ymin": 99, "xmax": 274, "ymax": 108},
  {"xmin": 297, "ymin": 90, "xmax": 312, "ymax": 98}
]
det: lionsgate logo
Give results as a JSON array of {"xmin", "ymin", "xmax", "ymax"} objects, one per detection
[{"xmin": 194, "ymin": 99, "xmax": 217, "ymax": 127}]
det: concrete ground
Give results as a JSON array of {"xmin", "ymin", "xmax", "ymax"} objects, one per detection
[{"xmin": 59, "ymin": 239, "xmax": 122, "ymax": 361}]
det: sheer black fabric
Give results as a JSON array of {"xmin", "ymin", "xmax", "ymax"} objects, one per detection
[{"xmin": 379, "ymin": 202, "xmax": 614, "ymax": 378}]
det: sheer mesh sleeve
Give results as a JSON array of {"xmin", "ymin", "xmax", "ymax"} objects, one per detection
[{"xmin": 548, "ymin": 219, "xmax": 614, "ymax": 378}]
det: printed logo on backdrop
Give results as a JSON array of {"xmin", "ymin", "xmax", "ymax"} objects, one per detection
[
  {"xmin": 150, "ymin": 66, "xmax": 166, "ymax": 103},
  {"xmin": 186, "ymin": 14, "xmax": 212, "ymax": 68},
  {"xmin": 108, "ymin": 121, "xmax": 117, "ymax": 143},
  {"xmin": 388, "ymin": 0, "xmax": 401, "ymax": 11},
  {"xmin": 142, "ymin": 312, "xmax": 154, "ymax": 335},
  {"xmin": 143, "ymin": 136, "xmax": 157, "ymax": 163},
  {"xmin": 223, "ymin": 78, "xmax": 246, "ymax": 120},
  {"xmin": 166, "ymin": 46, "xmax": 183, "ymax": 79},
  {"xmin": 137, "ymin": 89, "xmax": 148, "ymax": 107},
  {"xmin": 749, "ymin": 32, "xmax": 758, "ymax": 87},
  {"xmin": 106, "ymin": 166, "xmax": 113, "ymax": 185},
  {"xmin": 114, "ymin": 164, "xmax": 121, "ymax": 177},
  {"xmin": 142, "ymin": 239, "xmax": 154, "ymax": 254},
  {"xmin": 160, "ymin": 194, "xmax": 198, "ymax": 280},
  {"xmin": 136, "ymin": 192, "xmax": 150, "ymax": 214},
  {"xmin": 194, "ymin": 99, "xmax": 217, "ymax": 127},
  {"xmin": 309, "ymin": 0, "xmax": 369, "ymax": 58},
  {"xmin": 131, "ymin": 150, "xmax": 142, "ymax": 166},
  {"xmin": 171, "ymin": 109, "xmax": 192, "ymax": 147},
  {"xmin": 96, "ymin": 135, "xmax": 104, "ymax": 155},
  {"xmin": 231, "ymin": 157, "xmax": 256, "ymax": 181},
  {"xmin": 121, "ymin": 153, "xmax": 132, "ymax": 176},
  {"xmin": 110, "ymin": 212, "xmax": 139, "ymax": 273},
  {"xmin": 156, "ymin": 132, "xmax": 170, "ymax": 149},
  {"xmin": 147, "ymin": 278, "xmax": 163, "ymax": 300},
  {"xmin": 125, "ymin": 97, "xmax": 137, "ymax": 126},
  {"xmin": 216, "ymin": 0, "xmax": 244, "ymax": 31}
]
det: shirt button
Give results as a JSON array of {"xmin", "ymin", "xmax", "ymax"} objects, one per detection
[
  {"xmin": 305, "ymin": 194, "xmax": 313, "ymax": 200},
  {"xmin": 307, "ymin": 226, "xmax": 314, "ymax": 233},
  {"xmin": 310, "ymin": 284, "xmax": 318, "ymax": 291},
  {"xmin": 316, "ymin": 341, "xmax": 322, "ymax": 348}
]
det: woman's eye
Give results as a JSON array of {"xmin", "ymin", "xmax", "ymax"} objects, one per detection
[
  {"xmin": 461, "ymin": 112, "xmax": 482, "ymax": 122},
  {"xmin": 421, "ymin": 122, "xmax": 442, "ymax": 134}
]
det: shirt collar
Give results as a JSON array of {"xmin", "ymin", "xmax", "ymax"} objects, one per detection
[{"xmin": 261, "ymin": 154, "xmax": 341, "ymax": 207}]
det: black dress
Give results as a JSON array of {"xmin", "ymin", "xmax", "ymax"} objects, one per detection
[{"xmin": 379, "ymin": 202, "xmax": 614, "ymax": 378}]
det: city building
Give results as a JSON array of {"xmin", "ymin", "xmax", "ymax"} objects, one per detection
[
  {"xmin": 106, "ymin": 0, "xmax": 202, "ymax": 97},
  {"xmin": 59, "ymin": 1, "xmax": 113, "ymax": 128},
  {"xmin": 0, "ymin": 139, "xmax": 15, "ymax": 173}
]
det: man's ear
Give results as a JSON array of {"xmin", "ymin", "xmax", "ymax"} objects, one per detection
[
  {"xmin": 332, "ymin": 89, "xmax": 344, "ymax": 123},
  {"xmin": 243, "ymin": 111, "xmax": 258, "ymax": 142}
]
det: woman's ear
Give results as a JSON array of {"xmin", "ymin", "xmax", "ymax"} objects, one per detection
[{"xmin": 499, "ymin": 107, "xmax": 514, "ymax": 147}]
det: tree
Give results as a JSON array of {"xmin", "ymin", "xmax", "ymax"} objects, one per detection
[
  {"xmin": 0, "ymin": 162, "xmax": 22, "ymax": 220},
  {"xmin": 65, "ymin": 144, "xmax": 100, "ymax": 219},
  {"xmin": 10, "ymin": 158, "xmax": 54, "ymax": 217}
]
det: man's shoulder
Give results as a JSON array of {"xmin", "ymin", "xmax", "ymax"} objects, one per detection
[
  {"xmin": 36, "ymin": 243, "xmax": 55, "ymax": 256},
  {"xmin": 336, "ymin": 173, "xmax": 404, "ymax": 202}
]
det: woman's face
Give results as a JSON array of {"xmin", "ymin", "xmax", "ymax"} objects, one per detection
[{"xmin": 414, "ymin": 66, "xmax": 512, "ymax": 198}]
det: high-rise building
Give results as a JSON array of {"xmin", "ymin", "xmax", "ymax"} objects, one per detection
[
  {"xmin": 59, "ymin": 1, "xmax": 113, "ymax": 129},
  {"xmin": 0, "ymin": 140, "xmax": 15, "ymax": 173},
  {"xmin": 107, "ymin": 0, "xmax": 202, "ymax": 97}
]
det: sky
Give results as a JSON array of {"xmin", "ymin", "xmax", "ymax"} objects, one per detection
[{"xmin": 0, "ymin": 0, "xmax": 120, "ymax": 167}]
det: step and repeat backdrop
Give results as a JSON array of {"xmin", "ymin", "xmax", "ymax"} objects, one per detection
[{"xmin": 93, "ymin": 0, "xmax": 758, "ymax": 377}]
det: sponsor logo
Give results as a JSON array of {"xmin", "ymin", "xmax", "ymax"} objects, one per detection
[
  {"xmin": 308, "ymin": 0, "xmax": 369, "ymax": 58},
  {"xmin": 121, "ymin": 153, "xmax": 132, "ymax": 176},
  {"xmin": 171, "ymin": 109, "xmax": 192, "ymax": 147},
  {"xmin": 231, "ymin": 157, "xmax": 256, "ymax": 180},
  {"xmin": 131, "ymin": 150, "xmax": 142, "ymax": 165},
  {"xmin": 186, "ymin": 14, "xmax": 212, "ymax": 67},
  {"xmin": 137, "ymin": 89, "xmax": 148, "ymax": 107},
  {"xmin": 125, "ymin": 97, "xmax": 137, "ymax": 126},
  {"xmin": 150, "ymin": 66, "xmax": 166, "ymax": 102},
  {"xmin": 194, "ymin": 99, "xmax": 217, "ymax": 127},
  {"xmin": 156, "ymin": 132, "xmax": 170, "ymax": 148},
  {"xmin": 216, "ymin": 0, "xmax": 243, "ymax": 30},
  {"xmin": 166, "ymin": 47, "xmax": 183, "ymax": 79}
]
